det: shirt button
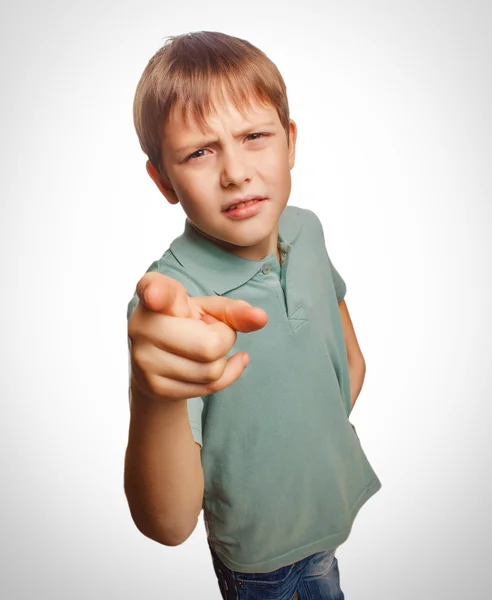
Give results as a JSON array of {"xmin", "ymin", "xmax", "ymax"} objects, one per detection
[{"xmin": 262, "ymin": 265, "xmax": 271, "ymax": 275}]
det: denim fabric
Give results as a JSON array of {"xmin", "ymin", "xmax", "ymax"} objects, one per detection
[{"xmin": 208, "ymin": 541, "xmax": 345, "ymax": 600}]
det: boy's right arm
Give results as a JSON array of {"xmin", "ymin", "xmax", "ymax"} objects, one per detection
[
  {"xmin": 124, "ymin": 272, "xmax": 268, "ymax": 546},
  {"xmin": 124, "ymin": 383, "xmax": 204, "ymax": 546}
]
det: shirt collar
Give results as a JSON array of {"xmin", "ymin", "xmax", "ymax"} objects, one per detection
[{"xmin": 169, "ymin": 205, "xmax": 304, "ymax": 295}]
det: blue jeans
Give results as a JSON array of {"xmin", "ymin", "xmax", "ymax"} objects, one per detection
[{"xmin": 208, "ymin": 541, "xmax": 345, "ymax": 600}]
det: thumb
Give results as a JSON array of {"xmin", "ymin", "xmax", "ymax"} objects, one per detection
[{"xmin": 136, "ymin": 272, "xmax": 193, "ymax": 318}]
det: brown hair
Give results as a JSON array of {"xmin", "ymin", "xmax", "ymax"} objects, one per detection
[{"xmin": 133, "ymin": 31, "xmax": 291, "ymax": 174}]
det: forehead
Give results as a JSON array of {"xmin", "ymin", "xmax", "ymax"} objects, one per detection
[{"xmin": 164, "ymin": 92, "xmax": 279, "ymax": 139}]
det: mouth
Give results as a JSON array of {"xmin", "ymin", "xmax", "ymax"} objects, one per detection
[
  {"xmin": 222, "ymin": 197, "xmax": 267, "ymax": 220},
  {"xmin": 223, "ymin": 197, "xmax": 267, "ymax": 212}
]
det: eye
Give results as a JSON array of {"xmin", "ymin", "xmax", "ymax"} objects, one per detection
[
  {"xmin": 246, "ymin": 132, "xmax": 269, "ymax": 141},
  {"xmin": 185, "ymin": 149, "xmax": 209, "ymax": 162},
  {"xmin": 184, "ymin": 133, "xmax": 270, "ymax": 162}
]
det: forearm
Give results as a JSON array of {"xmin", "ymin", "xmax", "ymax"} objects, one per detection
[
  {"xmin": 348, "ymin": 358, "xmax": 366, "ymax": 411},
  {"xmin": 124, "ymin": 382, "xmax": 204, "ymax": 546}
]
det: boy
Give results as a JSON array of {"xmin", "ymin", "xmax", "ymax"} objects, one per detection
[{"xmin": 125, "ymin": 31, "xmax": 382, "ymax": 599}]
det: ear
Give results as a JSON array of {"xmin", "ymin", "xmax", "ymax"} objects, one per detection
[
  {"xmin": 145, "ymin": 160, "xmax": 179, "ymax": 205},
  {"xmin": 288, "ymin": 119, "xmax": 297, "ymax": 170}
]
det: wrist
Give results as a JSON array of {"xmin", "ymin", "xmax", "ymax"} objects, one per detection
[{"xmin": 130, "ymin": 378, "xmax": 188, "ymax": 415}]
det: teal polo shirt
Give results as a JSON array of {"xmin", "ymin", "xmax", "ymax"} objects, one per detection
[{"xmin": 126, "ymin": 205, "xmax": 382, "ymax": 573}]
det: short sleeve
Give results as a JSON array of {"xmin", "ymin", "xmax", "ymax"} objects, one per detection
[
  {"xmin": 187, "ymin": 396, "xmax": 204, "ymax": 448},
  {"xmin": 328, "ymin": 255, "xmax": 347, "ymax": 303},
  {"xmin": 304, "ymin": 208, "xmax": 347, "ymax": 303}
]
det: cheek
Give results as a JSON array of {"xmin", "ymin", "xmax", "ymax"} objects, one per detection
[
  {"xmin": 174, "ymin": 168, "xmax": 212, "ymax": 197},
  {"xmin": 258, "ymin": 145, "xmax": 290, "ymax": 172},
  {"xmin": 260, "ymin": 154, "xmax": 291, "ymax": 185}
]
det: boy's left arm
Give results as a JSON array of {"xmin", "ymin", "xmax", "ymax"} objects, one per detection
[{"xmin": 338, "ymin": 299, "xmax": 366, "ymax": 411}]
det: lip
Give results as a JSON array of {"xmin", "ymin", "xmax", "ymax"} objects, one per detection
[
  {"xmin": 222, "ymin": 195, "xmax": 267, "ymax": 212},
  {"xmin": 222, "ymin": 198, "xmax": 266, "ymax": 220}
]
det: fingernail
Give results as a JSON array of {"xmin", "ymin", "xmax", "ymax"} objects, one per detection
[{"xmin": 243, "ymin": 353, "xmax": 250, "ymax": 367}]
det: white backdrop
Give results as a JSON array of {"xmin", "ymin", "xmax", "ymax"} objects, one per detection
[{"xmin": 1, "ymin": 0, "xmax": 491, "ymax": 598}]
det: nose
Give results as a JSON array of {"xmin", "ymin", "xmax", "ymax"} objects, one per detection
[{"xmin": 219, "ymin": 146, "xmax": 251, "ymax": 188}]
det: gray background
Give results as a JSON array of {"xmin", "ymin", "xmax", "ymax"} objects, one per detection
[{"xmin": 1, "ymin": 0, "xmax": 490, "ymax": 598}]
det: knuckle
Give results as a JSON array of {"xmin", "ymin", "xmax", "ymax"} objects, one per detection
[
  {"xmin": 203, "ymin": 381, "xmax": 220, "ymax": 395},
  {"xmin": 199, "ymin": 333, "xmax": 222, "ymax": 362},
  {"xmin": 131, "ymin": 345, "xmax": 146, "ymax": 368},
  {"xmin": 150, "ymin": 375, "xmax": 172, "ymax": 400},
  {"xmin": 127, "ymin": 319, "xmax": 138, "ymax": 342},
  {"xmin": 128, "ymin": 310, "xmax": 145, "ymax": 342},
  {"xmin": 131, "ymin": 364, "xmax": 175, "ymax": 402},
  {"xmin": 203, "ymin": 370, "xmax": 227, "ymax": 394},
  {"xmin": 203, "ymin": 360, "xmax": 225, "ymax": 383}
]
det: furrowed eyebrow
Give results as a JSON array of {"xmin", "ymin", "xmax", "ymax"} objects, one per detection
[{"xmin": 175, "ymin": 121, "xmax": 277, "ymax": 155}]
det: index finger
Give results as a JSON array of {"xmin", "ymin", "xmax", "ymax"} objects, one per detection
[{"xmin": 191, "ymin": 296, "xmax": 268, "ymax": 333}]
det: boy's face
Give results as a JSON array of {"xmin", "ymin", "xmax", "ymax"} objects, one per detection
[{"xmin": 146, "ymin": 93, "xmax": 297, "ymax": 262}]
